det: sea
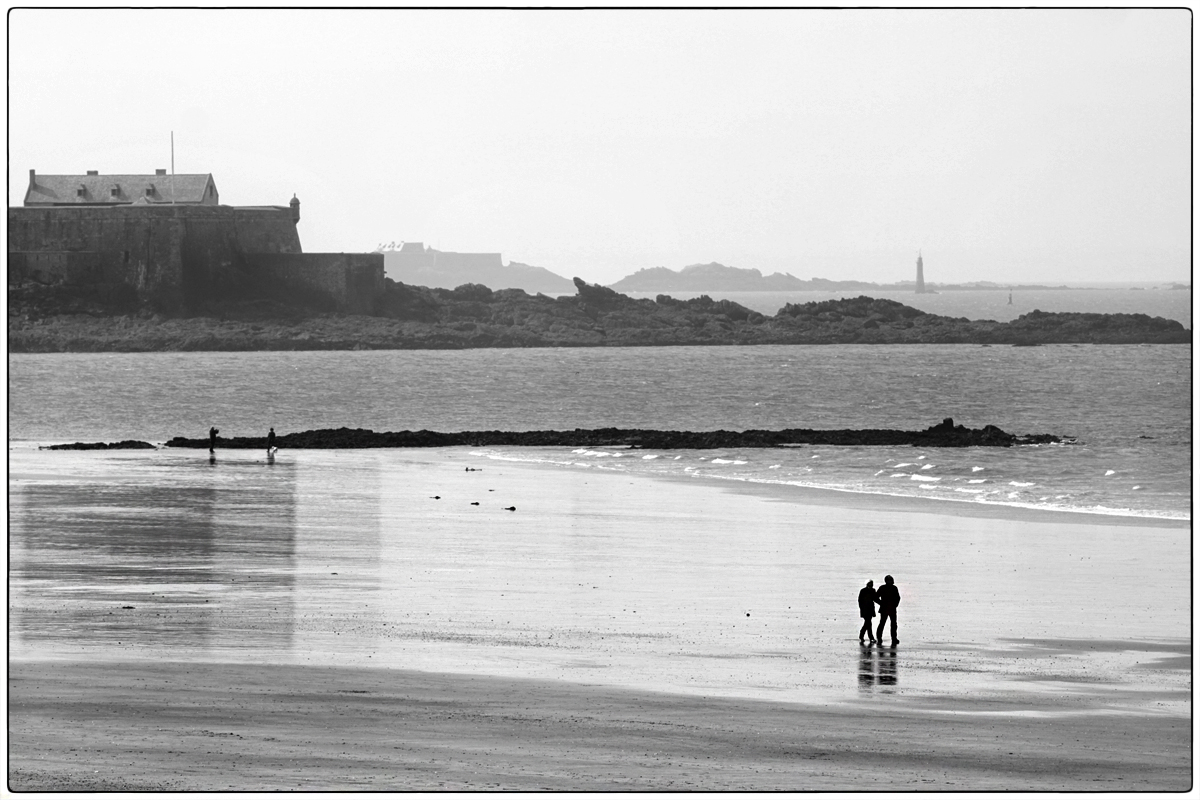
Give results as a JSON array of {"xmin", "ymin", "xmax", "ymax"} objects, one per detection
[
  {"xmin": 8, "ymin": 341, "xmax": 1191, "ymax": 520},
  {"xmin": 8, "ymin": 309, "xmax": 1192, "ymax": 709}
]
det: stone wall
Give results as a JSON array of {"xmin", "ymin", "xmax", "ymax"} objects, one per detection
[
  {"xmin": 246, "ymin": 253, "xmax": 385, "ymax": 314},
  {"xmin": 9, "ymin": 205, "xmax": 302, "ymax": 310}
]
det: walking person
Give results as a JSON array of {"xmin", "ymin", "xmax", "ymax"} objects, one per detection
[
  {"xmin": 875, "ymin": 574, "xmax": 901, "ymax": 646},
  {"xmin": 267, "ymin": 427, "xmax": 276, "ymax": 454},
  {"xmin": 208, "ymin": 426, "xmax": 219, "ymax": 454},
  {"xmin": 857, "ymin": 579, "xmax": 878, "ymax": 644}
]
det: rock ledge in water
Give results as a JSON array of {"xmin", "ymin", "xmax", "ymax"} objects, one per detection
[
  {"xmin": 43, "ymin": 440, "xmax": 157, "ymax": 450},
  {"xmin": 164, "ymin": 419, "xmax": 1069, "ymax": 450}
]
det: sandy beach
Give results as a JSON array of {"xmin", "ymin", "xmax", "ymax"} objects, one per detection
[{"xmin": 8, "ymin": 446, "xmax": 1192, "ymax": 790}]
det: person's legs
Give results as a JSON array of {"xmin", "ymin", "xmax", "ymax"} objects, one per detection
[
  {"xmin": 859, "ymin": 618, "xmax": 873, "ymax": 642},
  {"xmin": 877, "ymin": 611, "xmax": 896, "ymax": 644}
]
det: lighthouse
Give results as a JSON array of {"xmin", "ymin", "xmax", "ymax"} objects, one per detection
[{"xmin": 915, "ymin": 251, "xmax": 926, "ymax": 294}]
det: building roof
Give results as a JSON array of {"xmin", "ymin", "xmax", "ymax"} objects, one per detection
[{"xmin": 24, "ymin": 172, "xmax": 218, "ymax": 206}]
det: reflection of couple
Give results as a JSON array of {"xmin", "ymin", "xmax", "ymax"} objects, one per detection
[{"xmin": 858, "ymin": 575, "xmax": 900, "ymax": 645}]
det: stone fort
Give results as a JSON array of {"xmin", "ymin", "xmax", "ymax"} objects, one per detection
[{"xmin": 8, "ymin": 168, "xmax": 384, "ymax": 314}]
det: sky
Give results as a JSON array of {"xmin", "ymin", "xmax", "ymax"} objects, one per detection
[{"xmin": 8, "ymin": 8, "xmax": 1190, "ymax": 285}]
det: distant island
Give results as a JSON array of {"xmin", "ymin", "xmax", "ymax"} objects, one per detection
[
  {"xmin": 608, "ymin": 262, "xmax": 1072, "ymax": 293},
  {"xmin": 9, "ymin": 276, "xmax": 1189, "ymax": 352},
  {"xmin": 377, "ymin": 242, "xmax": 575, "ymax": 295}
]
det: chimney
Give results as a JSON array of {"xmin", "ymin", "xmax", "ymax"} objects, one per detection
[
  {"xmin": 290, "ymin": 194, "xmax": 301, "ymax": 224},
  {"xmin": 28, "ymin": 169, "xmax": 35, "ymax": 187},
  {"xmin": 156, "ymin": 168, "xmax": 167, "ymax": 176},
  {"xmin": 86, "ymin": 170, "xmax": 99, "ymax": 176}
]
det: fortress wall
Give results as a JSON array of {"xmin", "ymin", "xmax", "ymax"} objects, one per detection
[
  {"xmin": 8, "ymin": 251, "xmax": 126, "ymax": 287},
  {"xmin": 9, "ymin": 207, "xmax": 187, "ymax": 308},
  {"xmin": 8, "ymin": 205, "xmax": 302, "ymax": 310},
  {"xmin": 247, "ymin": 253, "xmax": 384, "ymax": 315}
]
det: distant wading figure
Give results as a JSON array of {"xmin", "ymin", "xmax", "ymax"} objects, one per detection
[
  {"xmin": 876, "ymin": 575, "xmax": 900, "ymax": 646},
  {"xmin": 267, "ymin": 427, "xmax": 276, "ymax": 453},
  {"xmin": 857, "ymin": 580, "xmax": 877, "ymax": 644},
  {"xmin": 208, "ymin": 426, "xmax": 219, "ymax": 454}
]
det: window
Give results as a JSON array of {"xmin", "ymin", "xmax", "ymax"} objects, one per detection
[
  {"xmin": 110, "ymin": 186, "xmax": 120, "ymax": 198},
  {"xmin": 76, "ymin": 185, "xmax": 85, "ymax": 197},
  {"xmin": 146, "ymin": 186, "xmax": 155, "ymax": 197}
]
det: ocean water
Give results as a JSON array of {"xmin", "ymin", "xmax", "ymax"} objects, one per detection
[
  {"xmin": 8, "ymin": 344, "xmax": 1190, "ymax": 519},
  {"xmin": 621, "ymin": 287, "xmax": 1193, "ymax": 327}
]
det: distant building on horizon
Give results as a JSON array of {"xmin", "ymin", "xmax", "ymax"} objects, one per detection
[
  {"xmin": 24, "ymin": 169, "xmax": 219, "ymax": 207},
  {"xmin": 375, "ymin": 241, "xmax": 575, "ymax": 294},
  {"xmin": 915, "ymin": 250, "xmax": 927, "ymax": 293},
  {"xmin": 381, "ymin": 241, "xmax": 505, "ymax": 278}
]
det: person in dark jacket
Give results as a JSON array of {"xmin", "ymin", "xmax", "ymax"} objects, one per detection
[
  {"xmin": 208, "ymin": 426, "xmax": 219, "ymax": 454},
  {"xmin": 857, "ymin": 580, "xmax": 877, "ymax": 644},
  {"xmin": 875, "ymin": 574, "xmax": 901, "ymax": 646},
  {"xmin": 267, "ymin": 427, "xmax": 276, "ymax": 453}
]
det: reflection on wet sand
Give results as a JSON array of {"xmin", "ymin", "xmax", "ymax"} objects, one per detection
[
  {"xmin": 857, "ymin": 644, "xmax": 899, "ymax": 692},
  {"xmin": 11, "ymin": 455, "xmax": 301, "ymax": 655}
]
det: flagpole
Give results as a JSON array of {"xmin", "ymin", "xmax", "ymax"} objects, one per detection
[{"xmin": 170, "ymin": 131, "xmax": 175, "ymax": 204}]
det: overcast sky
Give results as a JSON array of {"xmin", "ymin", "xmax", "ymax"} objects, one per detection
[{"xmin": 9, "ymin": 9, "xmax": 1190, "ymax": 285}]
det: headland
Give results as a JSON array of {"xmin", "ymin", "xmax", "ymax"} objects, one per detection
[
  {"xmin": 7, "ymin": 177, "xmax": 1190, "ymax": 351},
  {"xmin": 8, "ymin": 278, "xmax": 1190, "ymax": 352}
]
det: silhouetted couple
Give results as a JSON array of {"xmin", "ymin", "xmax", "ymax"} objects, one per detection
[{"xmin": 858, "ymin": 575, "xmax": 900, "ymax": 646}]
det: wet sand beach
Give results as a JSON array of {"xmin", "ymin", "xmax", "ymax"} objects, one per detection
[
  {"xmin": 8, "ymin": 446, "xmax": 1192, "ymax": 790},
  {"xmin": 9, "ymin": 658, "xmax": 1189, "ymax": 791}
]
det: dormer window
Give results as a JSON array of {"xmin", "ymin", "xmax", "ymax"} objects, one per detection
[
  {"xmin": 145, "ymin": 185, "xmax": 155, "ymax": 197},
  {"xmin": 110, "ymin": 185, "xmax": 120, "ymax": 198},
  {"xmin": 76, "ymin": 185, "xmax": 86, "ymax": 197}
]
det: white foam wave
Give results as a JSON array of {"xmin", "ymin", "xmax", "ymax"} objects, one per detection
[
  {"xmin": 1105, "ymin": 470, "xmax": 1116, "ymax": 476},
  {"xmin": 467, "ymin": 450, "xmax": 1189, "ymax": 523},
  {"xmin": 1009, "ymin": 481, "xmax": 1036, "ymax": 487},
  {"xmin": 890, "ymin": 473, "xmax": 908, "ymax": 478},
  {"xmin": 894, "ymin": 462, "xmax": 915, "ymax": 468},
  {"xmin": 769, "ymin": 465, "xmax": 781, "ymax": 470},
  {"xmin": 967, "ymin": 479, "xmax": 987, "ymax": 484},
  {"xmin": 971, "ymin": 466, "xmax": 985, "ymax": 472},
  {"xmin": 920, "ymin": 464, "xmax": 935, "ymax": 470},
  {"xmin": 642, "ymin": 454, "xmax": 659, "ymax": 460},
  {"xmin": 910, "ymin": 474, "xmax": 940, "ymax": 482}
]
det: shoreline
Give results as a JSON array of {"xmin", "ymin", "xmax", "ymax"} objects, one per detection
[{"xmin": 11, "ymin": 439, "xmax": 1189, "ymax": 527}]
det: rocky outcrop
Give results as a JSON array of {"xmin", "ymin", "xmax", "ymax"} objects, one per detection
[
  {"xmin": 8, "ymin": 280, "xmax": 1190, "ymax": 352},
  {"xmin": 42, "ymin": 440, "xmax": 156, "ymax": 450},
  {"xmin": 161, "ymin": 419, "xmax": 1066, "ymax": 450}
]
